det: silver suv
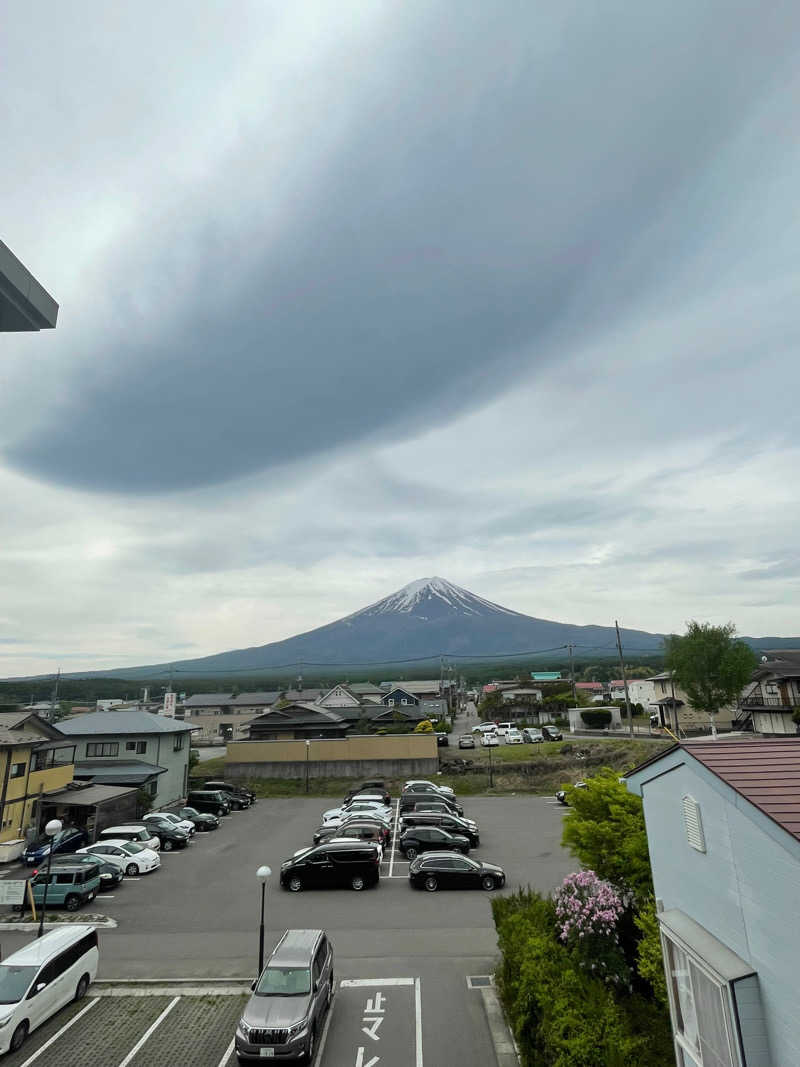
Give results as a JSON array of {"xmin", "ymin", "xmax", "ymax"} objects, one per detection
[{"xmin": 235, "ymin": 929, "xmax": 333, "ymax": 1063}]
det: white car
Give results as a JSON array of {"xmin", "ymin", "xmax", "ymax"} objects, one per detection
[
  {"xmin": 504, "ymin": 729, "xmax": 523, "ymax": 744},
  {"xmin": 322, "ymin": 801, "xmax": 392, "ymax": 825},
  {"xmin": 78, "ymin": 840, "xmax": 161, "ymax": 876},
  {"xmin": 480, "ymin": 732, "xmax": 500, "ymax": 747},
  {"xmin": 496, "ymin": 722, "xmax": 514, "ymax": 733},
  {"xmin": 404, "ymin": 779, "xmax": 456, "ymax": 798},
  {"xmin": 472, "ymin": 722, "xmax": 499, "ymax": 735},
  {"xmin": 152, "ymin": 811, "xmax": 196, "ymax": 836}
]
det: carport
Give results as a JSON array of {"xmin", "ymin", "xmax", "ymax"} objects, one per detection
[{"xmin": 41, "ymin": 782, "xmax": 139, "ymax": 841}]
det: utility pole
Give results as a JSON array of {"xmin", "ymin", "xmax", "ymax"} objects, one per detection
[
  {"xmin": 614, "ymin": 621, "xmax": 634, "ymax": 738},
  {"xmin": 49, "ymin": 669, "xmax": 61, "ymax": 723},
  {"xmin": 568, "ymin": 645, "xmax": 577, "ymax": 704}
]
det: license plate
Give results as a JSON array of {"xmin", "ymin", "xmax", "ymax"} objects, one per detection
[{"xmin": 260, "ymin": 1050, "xmax": 274, "ymax": 1058}]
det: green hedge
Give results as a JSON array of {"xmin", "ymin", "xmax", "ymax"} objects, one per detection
[
  {"xmin": 580, "ymin": 709, "xmax": 612, "ymax": 728},
  {"xmin": 492, "ymin": 890, "xmax": 672, "ymax": 1067}
]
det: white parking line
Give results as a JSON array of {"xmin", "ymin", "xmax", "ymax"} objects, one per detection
[
  {"xmin": 415, "ymin": 977, "xmax": 423, "ymax": 1067},
  {"xmin": 312, "ymin": 983, "xmax": 336, "ymax": 1066},
  {"xmin": 340, "ymin": 978, "xmax": 415, "ymax": 987},
  {"xmin": 216, "ymin": 1037, "xmax": 235, "ymax": 1067},
  {"xmin": 18, "ymin": 998, "xmax": 98, "ymax": 1067},
  {"xmin": 388, "ymin": 799, "xmax": 400, "ymax": 878},
  {"xmin": 116, "ymin": 995, "xmax": 180, "ymax": 1067}
]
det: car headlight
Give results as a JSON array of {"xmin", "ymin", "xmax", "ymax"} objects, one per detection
[
  {"xmin": 288, "ymin": 1018, "xmax": 308, "ymax": 1037},
  {"xmin": 237, "ymin": 1019, "xmax": 250, "ymax": 1039},
  {"xmin": 0, "ymin": 1016, "xmax": 12, "ymax": 1028}
]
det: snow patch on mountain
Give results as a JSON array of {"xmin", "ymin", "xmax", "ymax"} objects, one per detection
[{"xmin": 349, "ymin": 577, "xmax": 524, "ymax": 620}]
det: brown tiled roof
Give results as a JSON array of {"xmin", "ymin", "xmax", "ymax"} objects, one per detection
[{"xmin": 683, "ymin": 738, "xmax": 800, "ymax": 843}]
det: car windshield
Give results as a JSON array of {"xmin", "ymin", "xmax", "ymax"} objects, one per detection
[
  {"xmin": 120, "ymin": 842, "xmax": 145, "ymax": 855},
  {"xmin": 181, "ymin": 808, "xmax": 199, "ymax": 818},
  {"xmin": 256, "ymin": 967, "xmax": 311, "ymax": 996},
  {"xmin": 0, "ymin": 965, "xmax": 38, "ymax": 1004}
]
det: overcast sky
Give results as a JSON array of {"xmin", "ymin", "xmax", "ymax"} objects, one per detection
[{"xmin": 2, "ymin": 1, "xmax": 800, "ymax": 677}]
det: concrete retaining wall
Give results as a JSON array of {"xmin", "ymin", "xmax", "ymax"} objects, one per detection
[{"xmin": 226, "ymin": 757, "xmax": 439, "ymax": 780}]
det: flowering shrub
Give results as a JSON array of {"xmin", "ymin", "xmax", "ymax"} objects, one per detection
[{"xmin": 554, "ymin": 870, "xmax": 631, "ymax": 987}]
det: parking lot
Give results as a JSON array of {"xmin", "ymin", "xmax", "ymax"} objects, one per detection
[{"xmin": 0, "ymin": 792, "xmax": 574, "ymax": 1066}]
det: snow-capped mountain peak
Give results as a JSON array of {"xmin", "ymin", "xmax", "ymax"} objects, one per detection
[{"xmin": 352, "ymin": 577, "xmax": 522, "ymax": 619}]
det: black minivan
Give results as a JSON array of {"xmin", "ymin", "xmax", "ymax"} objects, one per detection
[
  {"xmin": 187, "ymin": 790, "xmax": 231, "ymax": 817},
  {"xmin": 280, "ymin": 840, "xmax": 380, "ymax": 893},
  {"xmin": 203, "ymin": 780, "xmax": 254, "ymax": 809}
]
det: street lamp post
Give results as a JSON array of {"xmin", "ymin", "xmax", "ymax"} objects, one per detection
[
  {"xmin": 256, "ymin": 865, "xmax": 272, "ymax": 976},
  {"xmin": 37, "ymin": 818, "xmax": 62, "ymax": 938},
  {"xmin": 305, "ymin": 740, "xmax": 311, "ymax": 794}
]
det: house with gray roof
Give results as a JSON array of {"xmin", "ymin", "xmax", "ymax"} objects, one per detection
[
  {"xmin": 246, "ymin": 703, "xmax": 348, "ymax": 741},
  {"xmin": 57, "ymin": 711, "xmax": 195, "ymax": 809}
]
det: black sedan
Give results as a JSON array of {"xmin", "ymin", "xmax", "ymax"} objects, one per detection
[
  {"xmin": 408, "ymin": 852, "xmax": 506, "ymax": 892},
  {"xmin": 178, "ymin": 806, "xmax": 220, "ymax": 832},
  {"xmin": 399, "ymin": 826, "xmax": 470, "ymax": 860}
]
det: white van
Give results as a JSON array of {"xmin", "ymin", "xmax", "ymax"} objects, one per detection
[
  {"xmin": 0, "ymin": 925, "xmax": 98, "ymax": 1054},
  {"xmin": 99, "ymin": 824, "xmax": 160, "ymax": 852}
]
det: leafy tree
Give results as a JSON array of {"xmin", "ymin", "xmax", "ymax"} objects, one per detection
[
  {"xmin": 477, "ymin": 690, "xmax": 504, "ymax": 717},
  {"xmin": 665, "ymin": 621, "xmax": 756, "ymax": 721},
  {"xmin": 561, "ymin": 769, "xmax": 653, "ymax": 899},
  {"xmin": 414, "ymin": 719, "xmax": 434, "ymax": 733},
  {"xmin": 634, "ymin": 898, "xmax": 669, "ymax": 1007}
]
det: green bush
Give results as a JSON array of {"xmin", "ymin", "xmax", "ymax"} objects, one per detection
[
  {"xmin": 492, "ymin": 890, "xmax": 671, "ymax": 1066},
  {"xmin": 580, "ymin": 709, "xmax": 612, "ymax": 728}
]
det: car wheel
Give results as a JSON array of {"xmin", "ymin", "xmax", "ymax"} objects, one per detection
[
  {"xmin": 65, "ymin": 893, "xmax": 81, "ymax": 911},
  {"xmin": 481, "ymin": 874, "xmax": 497, "ymax": 891},
  {"xmin": 10, "ymin": 1022, "xmax": 28, "ymax": 1052},
  {"xmin": 405, "ymin": 846, "xmax": 418, "ymax": 860},
  {"xmin": 75, "ymin": 974, "xmax": 90, "ymax": 1001},
  {"xmin": 217, "ymin": 807, "xmax": 225, "ymax": 816},
  {"xmin": 350, "ymin": 875, "xmax": 366, "ymax": 891},
  {"xmin": 288, "ymin": 876, "xmax": 303, "ymax": 893},
  {"xmin": 163, "ymin": 839, "xmax": 173, "ymax": 851},
  {"xmin": 424, "ymin": 875, "xmax": 438, "ymax": 892},
  {"xmin": 125, "ymin": 863, "xmax": 139, "ymax": 877}
]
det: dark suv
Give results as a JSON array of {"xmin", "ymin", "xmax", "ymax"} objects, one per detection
[
  {"xmin": 344, "ymin": 780, "xmax": 390, "ymax": 805},
  {"xmin": 399, "ymin": 825, "xmax": 471, "ymax": 860},
  {"xmin": 398, "ymin": 810, "xmax": 480, "ymax": 847},
  {"xmin": 187, "ymin": 789, "xmax": 231, "ymax": 817},
  {"xmin": 204, "ymin": 780, "xmax": 256, "ymax": 807},
  {"xmin": 399, "ymin": 793, "xmax": 463, "ymax": 817},
  {"xmin": 280, "ymin": 841, "xmax": 380, "ymax": 893}
]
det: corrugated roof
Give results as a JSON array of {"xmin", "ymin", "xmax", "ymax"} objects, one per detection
[
  {"xmin": 58, "ymin": 711, "xmax": 194, "ymax": 736},
  {"xmin": 183, "ymin": 693, "xmax": 233, "ymax": 708},
  {"xmin": 46, "ymin": 783, "xmax": 138, "ymax": 806},
  {"xmin": 683, "ymin": 738, "xmax": 800, "ymax": 843},
  {"xmin": 230, "ymin": 691, "xmax": 280, "ymax": 706}
]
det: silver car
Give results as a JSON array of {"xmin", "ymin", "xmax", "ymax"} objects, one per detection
[{"xmin": 236, "ymin": 929, "xmax": 333, "ymax": 1063}]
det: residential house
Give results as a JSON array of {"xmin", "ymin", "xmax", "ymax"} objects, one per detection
[
  {"xmin": 740, "ymin": 660, "xmax": 800, "ymax": 735},
  {"xmin": 626, "ymin": 738, "xmax": 800, "ymax": 1066},
  {"xmin": 0, "ymin": 712, "xmax": 76, "ymax": 851},
  {"xmin": 57, "ymin": 711, "xmax": 195, "ymax": 809},
  {"xmin": 648, "ymin": 672, "xmax": 736, "ymax": 733},
  {"xmin": 281, "ymin": 689, "xmax": 322, "ymax": 704},
  {"xmin": 608, "ymin": 678, "xmax": 656, "ymax": 707},
  {"xmin": 246, "ymin": 703, "xmax": 349, "ymax": 741},
  {"xmin": 317, "ymin": 685, "xmax": 363, "ymax": 709},
  {"xmin": 381, "ymin": 681, "xmax": 442, "ymax": 698},
  {"xmin": 501, "ymin": 687, "xmax": 543, "ymax": 704},
  {"xmin": 382, "ymin": 687, "xmax": 420, "ymax": 708},
  {"xmin": 346, "ymin": 683, "xmax": 385, "ymax": 702}
]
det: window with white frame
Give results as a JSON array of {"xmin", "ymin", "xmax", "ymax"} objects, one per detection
[{"xmin": 663, "ymin": 936, "xmax": 739, "ymax": 1067}]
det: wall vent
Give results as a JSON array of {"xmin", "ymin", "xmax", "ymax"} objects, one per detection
[{"xmin": 682, "ymin": 794, "xmax": 706, "ymax": 853}]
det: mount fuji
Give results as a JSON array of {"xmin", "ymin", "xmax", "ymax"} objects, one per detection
[{"xmin": 53, "ymin": 577, "xmax": 672, "ymax": 680}]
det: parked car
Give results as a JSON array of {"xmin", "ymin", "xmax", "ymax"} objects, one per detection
[
  {"xmin": 435, "ymin": 732, "xmax": 449, "ymax": 747},
  {"xmin": 142, "ymin": 814, "xmax": 190, "ymax": 851},
  {"xmin": 322, "ymin": 800, "xmax": 392, "ymax": 825},
  {"xmin": 480, "ymin": 732, "xmax": 500, "ymax": 747},
  {"xmin": 541, "ymin": 725, "xmax": 563, "ymax": 741},
  {"xmin": 472, "ymin": 722, "xmax": 499, "ymax": 735},
  {"xmin": 314, "ymin": 818, "xmax": 390, "ymax": 847},
  {"xmin": 341, "ymin": 793, "xmax": 389, "ymax": 813},
  {"xmin": 408, "ymin": 852, "xmax": 506, "ymax": 892},
  {"xmin": 403, "ymin": 780, "xmax": 456, "ymax": 799},
  {"xmin": 398, "ymin": 811, "xmax": 480, "ymax": 847},
  {"xmin": 522, "ymin": 728, "xmax": 544, "ymax": 743},
  {"xmin": 26, "ymin": 861, "xmax": 100, "ymax": 912},
  {"xmin": 22, "ymin": 826, "xmax": 89, "ymax": 867},
  {"xmin": 279, "ymin": 840, "xmax": 381, "ymax": 893},
  {"xmin": 399, "ymin": 826, "xmax": 471, "ymax": 860},
  {"xmin": 504, "ymin": 728, "xmax": 523, "ymax": 744},
  {"xmin": 235, "ymin": 929, "xmax": 333, "ymax": 1064},
  {"xmin": 78, "ymin": 840, "xmax": 160, "ymax": 876},
  {"xmin": 151, "ymin": 811, "xmax": 195, "ymax": 836},
  {"xmin": 204, "ymin": 780, "xmax": 255, "ymax": 808},
  {"xmin": 458, "ymin": 734, "xmax": 476, "ymax": 749},
  {"xmin": 398, "ymin": 793, "xmax": 463, "ymax": 817},
  {"xmin": 178, "ymin": 806, "xmax": 220, "ymax": 832},
  {"xmin": 98, "ymin": 824, "xmax": 161, "ymax": 852},
  {"xmin": 45, "ymin": 853, "xmax": 122, "ymax": 892},
  {"xmin": 0, "ymin": 925, "xmax": 98, "ymax": 1055},
  {"xmin": 495, "ymin": 722, "xmax": 514, "ymax": 733},
  {"xmin": 187, "ymin": 790, "xmax": 232, "ymax": 817},
  {"xmin": 344, "ymin": 780, "xmax": 390, "ymax": 805},
  {"xmin": 556, "ymin": 782, "xmax": 587, "ymax": 806}
]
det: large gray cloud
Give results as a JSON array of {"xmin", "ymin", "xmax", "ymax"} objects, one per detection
[{"xmin": 6, "ymin": 1, "xmax": 800, "ymax": 491}]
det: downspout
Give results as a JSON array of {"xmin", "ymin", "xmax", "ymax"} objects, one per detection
[
  {"xmin": 19, "ymin": 742, "xmax": 36, "ymax": 840},
  {"xmin": 0, "ymin": 744, "xmax": 15, "ymax": 841}
]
